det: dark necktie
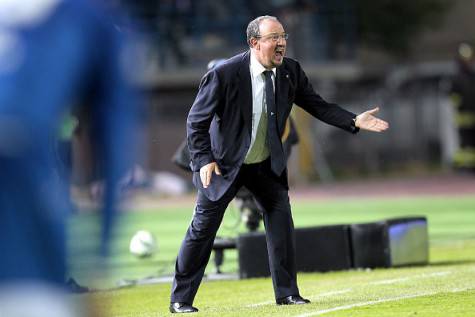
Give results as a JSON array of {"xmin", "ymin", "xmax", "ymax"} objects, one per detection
[{"xmin": 263, "ymin": 70, "xmax": 285, "ymax": 176}]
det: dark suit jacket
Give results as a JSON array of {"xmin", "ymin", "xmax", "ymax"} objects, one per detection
[{"xmin": 187, "ymin": 51, "xmax": 358, "ymax": 201}]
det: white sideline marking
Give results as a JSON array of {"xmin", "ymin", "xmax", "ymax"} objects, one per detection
[
  {"xmin": 295, "ymin": 293, "xmax": 432, "ymax": 317},
  {"xmin": 247, "ymin": 289, "xmax": 352, "ymax": 308},
  {"xmin": 370, "ymin": 277, "xmax": 410, "ymax": 285},
  {"xmin": 247, "ymin": 300, "xmax": 274, "ymax": 308},
  {"xmin": 309, "ymin": 289, "xmax": 352, "ymax": 299},
  {"xmin": 247, "ymin": 271, "xmax": 452, "ymax": 308},
  {"xmin": 370, "ymin": 271, "xmax": 451, "ymax": 285},
  {"xmin": 293, "ymin": 287, "xmax": 472, "ymax": 317}
]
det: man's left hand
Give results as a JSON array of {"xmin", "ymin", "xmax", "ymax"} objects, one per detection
[{"xmin": 355, "ymin": 107, "xmax": 389, "ymax": 132}]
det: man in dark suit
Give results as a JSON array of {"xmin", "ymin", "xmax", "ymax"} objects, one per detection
[{"xmin": 170, "ymin": 15, "xmax": 388, "ymax": 313}]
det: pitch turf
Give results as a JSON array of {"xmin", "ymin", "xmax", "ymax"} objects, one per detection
[{"xmin": 68, "ymin": 194, "xmax": 475, "ymax": 316}]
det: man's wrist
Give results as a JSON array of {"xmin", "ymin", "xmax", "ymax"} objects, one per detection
[{"xmin": 350, "ymin": 115, "xmax": 360, "ymax": 134}]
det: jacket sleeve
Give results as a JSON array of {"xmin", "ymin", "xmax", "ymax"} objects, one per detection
[
  {"xmin": 293, "ymin": 61, "xmax": 359, "ymax": 134},
  {"xmin": 186, "ymin": 69, "xmax": 221, "ymax": 172}
]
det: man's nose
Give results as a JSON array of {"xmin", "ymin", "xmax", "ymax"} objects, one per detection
[{"xmin": 277, "ymin": 36, "xmax": 286, "ymax": 44}]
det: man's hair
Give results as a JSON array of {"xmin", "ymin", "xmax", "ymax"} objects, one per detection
[{"xmin": 246, "ymin": 15, "xmax": 279, "ymax": 47}]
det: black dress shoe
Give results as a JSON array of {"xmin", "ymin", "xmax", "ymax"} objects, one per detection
[
  {"xmin": 169, "ymin": 302, "xmax": 199, "ymax": 313},
  {"xmin": 276, "ymin": 295, "xmax": 311, "ymax": 305}
]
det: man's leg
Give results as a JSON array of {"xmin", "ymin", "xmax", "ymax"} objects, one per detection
[
  {"xmin": 170, "ymin": 185, "xmax": 239, "ymax": 305},
  {"xmin": 243, "ymin": 162, "xmax": 300, "ymax": 300}
]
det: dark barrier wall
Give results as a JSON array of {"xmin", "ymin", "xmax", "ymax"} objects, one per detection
[
  {"xmin": 236, "ymin": 217, "xmax": 428, "ymax": 279},
  {"xmin": 294, "ymin": 225, "xmax": 352, "ymax": 272},
  {"xmin": 237, "ymin": 225, "xmax": 352, "ymax": 279}
]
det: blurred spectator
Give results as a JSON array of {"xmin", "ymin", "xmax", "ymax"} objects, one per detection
[
  {"xmin": 0, "ymin": 0, "xmax": 140, "ymax": 316},
  {"xmin": 451, "ymin": 43, "xmax": 475, "ymax": 172}
]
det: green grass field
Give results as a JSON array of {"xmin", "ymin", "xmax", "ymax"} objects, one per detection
[{"xmin": 68, "ymin": 194, "xmax": 475, "ymax": 316}]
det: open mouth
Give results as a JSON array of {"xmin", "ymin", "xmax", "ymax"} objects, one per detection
[{"xmin": 275, "ymin": 48, "xmax": 285, "ymax": 59}]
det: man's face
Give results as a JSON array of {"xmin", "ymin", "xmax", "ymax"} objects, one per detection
[{"xmin": 251, "ymin": 19, "xmax": 286, "ymax": 69}]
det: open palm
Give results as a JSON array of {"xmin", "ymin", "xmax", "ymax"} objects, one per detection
[{"xmin": 355, "ymin": 107, "xmax": 389, "ymax": 132}]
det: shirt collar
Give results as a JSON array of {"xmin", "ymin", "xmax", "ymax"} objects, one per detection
[{"xmin": 250, "ymin": 50, "xmax": 276, "ymax": 78}]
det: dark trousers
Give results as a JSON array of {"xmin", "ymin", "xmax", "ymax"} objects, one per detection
[{"xmin": 170, "ymin": 159, "xmax": 299, "ymax": 304}]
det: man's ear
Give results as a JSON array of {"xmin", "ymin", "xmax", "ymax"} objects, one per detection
[{"xmin": 249, "ymin": 37, "xmax": 259, "ymax": 49}]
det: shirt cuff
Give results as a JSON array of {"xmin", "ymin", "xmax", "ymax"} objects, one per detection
[{"xmin": 350, "ymin": 116, "xmax": 360, "ymax": 134}]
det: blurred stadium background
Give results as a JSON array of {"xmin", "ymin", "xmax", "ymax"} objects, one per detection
[
  {"xmin": 67, "ymin": 0, "xmax": 475, "ymax": 187},
  {"xmin": 60, "ymin": 0, "xmax": 475, "ymax": 315},
  {"xmin": 66, "ymin": 0, "xmax": 475, "ymax": 276}
]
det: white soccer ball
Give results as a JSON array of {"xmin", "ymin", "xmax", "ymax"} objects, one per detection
[{"xmin": 129, "ymin": 230, "xmax": 157, "ymax": 258}]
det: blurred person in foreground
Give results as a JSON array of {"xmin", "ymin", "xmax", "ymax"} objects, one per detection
[
  {"xmin": 0, "ymin": 0, "xmax": 139, "ymax": 316},
  {"xmin": 169, "ymin": 15, "xmax": 388, "ymax": 313},
  {"xmin": 451, "ymin": 43, "xmax": 475, "ymax": 172}
]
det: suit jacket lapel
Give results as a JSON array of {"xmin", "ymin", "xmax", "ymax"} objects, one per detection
[{"xmin": 236, "ymin": 51, "xmax": 252, "ymax": 136}]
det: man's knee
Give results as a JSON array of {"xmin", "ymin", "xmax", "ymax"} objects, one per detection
[{"xmin": 188, "ymin": 213, "xmax": 222, "ymax": 241}]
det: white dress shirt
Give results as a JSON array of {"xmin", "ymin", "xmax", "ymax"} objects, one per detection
[{"xmin": 244, "ymin": 51, "xmax": 276, "ymax": 162}]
